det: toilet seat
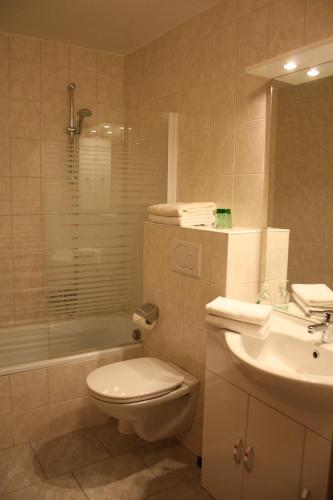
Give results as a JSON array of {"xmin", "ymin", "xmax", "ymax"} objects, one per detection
[{"xmin": 86, "ymin": 357, "xmax": 185, "ymax": 404}]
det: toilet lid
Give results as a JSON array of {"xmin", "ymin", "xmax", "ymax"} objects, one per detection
[{"xmin": 86, "ymin": 357, "xmax": 185, "ymax": 403}]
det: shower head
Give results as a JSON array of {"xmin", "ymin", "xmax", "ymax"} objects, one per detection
[{"xmin": 77, "ymin": 108, "xmax": 92, "ymax": 134}]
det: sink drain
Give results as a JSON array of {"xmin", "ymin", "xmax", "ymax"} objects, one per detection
[{"xmin": 312, "ymin": 350, "xmax": 320, "ymax": 359}]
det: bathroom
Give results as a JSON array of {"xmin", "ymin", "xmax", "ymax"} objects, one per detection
[{"xmin": 0, "ymin": 0, "xmax": 332, "ymax": 498}]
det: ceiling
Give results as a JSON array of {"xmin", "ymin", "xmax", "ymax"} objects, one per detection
[{"xmin": 0, "ymin": 0, "xmax": 219, "ymax": 55}]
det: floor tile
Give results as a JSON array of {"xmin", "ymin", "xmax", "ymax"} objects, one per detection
[
  {"xmin": 91, "ymin": 418, "xmax": 148, "ymax": 456},
  {"xmin": 31, "ymin": 428, "xmax": 110, "ymax": 478},
  {"xmin": 0, "ymin": 444, "xmax": 44, "ymax": 495},
  {"xmin": 0, "ymin": 473, "xmax": 87, "ymax": 500},
  {"xmin": 134, "ymin": 438, "xmax": 199, "ymax": 488},
  {"xmin": 73, "ymin": 452, "xmax": 164, "ymax": 500},
  {"xmin": 146, "ymin": 480, "xmax": 211, "ymax": 500}
]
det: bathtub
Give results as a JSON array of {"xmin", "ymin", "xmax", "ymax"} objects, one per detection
[{"xmin": 0, "ymin": 313, "xmax": 143, "ymax": 448}]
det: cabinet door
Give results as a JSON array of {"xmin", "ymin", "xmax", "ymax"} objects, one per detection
[
  {"xmin": 243, "ymin": 397, "xmax": 304, "ymax": 500},
  {"xmin": 202, "ymin": 371, "xmax": 248, "ymax": 500},
  {"xmin": 301, "ymin": 430, "xmax": 332, "ymax": 500}
]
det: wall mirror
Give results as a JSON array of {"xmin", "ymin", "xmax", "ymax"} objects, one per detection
[{"xmin": 266, "ymin": 58, "xmax": 333, "ymax": 320}]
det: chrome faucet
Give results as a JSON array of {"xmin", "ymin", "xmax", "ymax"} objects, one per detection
[{"xmin": 307, "ymin": 310, "xmax": 333, "ymax": 344}]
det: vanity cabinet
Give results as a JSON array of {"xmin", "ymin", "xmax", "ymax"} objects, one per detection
[{"xmin": 202, "ymin": 372, "xmax": 331, "ymax": 500}]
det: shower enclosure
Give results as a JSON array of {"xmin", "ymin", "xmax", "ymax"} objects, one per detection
[{"xmin": 0, "ymin": 82, "xmax": 171, "ymax": 369}]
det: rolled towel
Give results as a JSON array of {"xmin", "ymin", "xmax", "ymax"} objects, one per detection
[
  {"xmin": 206, "ymin": 314, "xmax": 270, "ymax": 340},
  {"xmin": 291, "ymin": 284, "xmax": 333, "ymax": 306},
  {"xmin": 148, "ymin": 214, "xmax": 215, "ymax": 227},
  {"xmin": 205, "ymin": 296, "xmax": 272, "ymax": 326},
  {"xmin": 148, "ymin": 202, "xmax": 216, "ymax": 217}
]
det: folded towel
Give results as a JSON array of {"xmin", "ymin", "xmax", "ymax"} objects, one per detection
[
  {"xmin": 292, "ymin": 293, "xmax": 327, "ymax": 317},
  {"xmin": 206, "ymin": 314, "xmax": 270, "ymax": 340},
  {"xmin": 148, "ymin": 202, "xmax": 216, "ymax": 217},
  {"xmin": 291, "ymin": 284, "xmax": 333, "ymax": 306},
  {"xmin": 205, "ymin": 296, "xmax": 272, "ymax": 326},
  {"xmin": 148, "ymin": 214, "xmax": 215, "ymax": 227}
]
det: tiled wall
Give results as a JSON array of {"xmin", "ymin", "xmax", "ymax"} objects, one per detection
[
  {"xmin": 124, "ymin": 0, "xmax": 333, "ymax": 227},
  {"xmin": 271, "ymin": 77, "xmax": 333, "ymax": 288},
  {"xmin": 0, "ymin": 32, "xmax": 124, "ymax": 327},
  {"xmin": 0, "ymin": 344, "xmax": 142, "ymax": 450},
  {"xmin": 143, "ymin": 222, "xmax": 267, "ymax": 454}
]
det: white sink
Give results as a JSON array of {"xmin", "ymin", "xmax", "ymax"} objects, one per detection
[{"xmin": 224, "ymin": 312, "xmax": 333, "ymax": 409}]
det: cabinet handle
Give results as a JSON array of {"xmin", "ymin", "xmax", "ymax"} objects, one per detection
[
  {"xmin": 243, "ymin": 446, "xmax": 254, "ymax": 472},
  {"xmin": 300, "ymin": 488, "xmax": 311, "ymax": 500},
  {"xmin": 233, "ymin": 437, "xmax": 243, "ymax": 463}
]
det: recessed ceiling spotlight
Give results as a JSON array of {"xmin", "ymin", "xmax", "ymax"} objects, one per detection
[
  {"xmin": 103, "ymin": 124, "xmax": 111, "ymax": 129},
  {"xmin": 307, "ymin": 67, "xmax": 320, "ymax": 77},
  {"xmin": 283, "ymin": 61, "xmax": 297, "ymax": 71},
  {"xmin": 120, "ymin": 126, "xmax": 125, "ymax": 130},
  {"xmin": 91, "ymin": 130, "xmax": 97, "ymax": 133},
  {"xmin": 107, "ymin": 131, "xmax": 112, "ymax": 134}
]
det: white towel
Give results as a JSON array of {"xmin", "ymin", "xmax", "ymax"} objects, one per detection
[
  {"xmin": 291, "ymin": 284, "xmax": 333, "ymax": 306},
  {"xmin": 292, "ymin": 293, "xmax": 327, "ymax": 317},
  {"xmin": 205, "ymin": 296, "xmax": 272, "ymax": 326},
  {"xmin": 206, "ymin": 314, "xmax": 270, "ymax": 340},
  {"xmin": 148, "ymin": 202, "xmax": 216, "ymax": 217},
  {"xmin": 148, "ymin": 214, "xmax": 215, "ymax": 227}
]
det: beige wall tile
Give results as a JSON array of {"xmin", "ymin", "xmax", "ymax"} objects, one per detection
[
  {"xmin": 14, "ymin": 287, "xmax": 46, "ymax": 324},
  {"xmin": 97, "ymin": 52, "xmax": 124, "ymax": 76},
  {"xmin": 70, "ymin": 68, "xmax": 96, "ymax": 105},
  {"xmin": 210, "ymin": 77, "xmax": 236, "ymax": 127},
  {"xmin": 0, "ymin": 33, "xmax": 9, "ymax": 56},
  {"xmin": 233, "ymin": 174, "xmax": 265, "ymax": 227},
  {"xmin": 211, "ymin": 0, "xmax": 237, "ymax": 30},
  {"xmin": 189, "ymin": 35, "xmax": 211, "ymax": 87},
  {"xmin": 48, "ymin": 363, "xmax": 83, "ymax": 403},
  {"xmin": 238, "ymin": 0, "xmax": 272, "ymax": 17},
  {"xmin": 0, "ymin": 57, "xmax": 9, "ymax": 98},
  {"xmin": 238, "ymin": 7, "xmax": 269, "ymax": 69},
  {"xmin": 0, "ymin": 415, "xmax": 13, "ymax": 449},
  {"xmin": 70, "ymin": 46, "xmax": 96, "ymax": 71},
  {"xmin": 0, "ymin": 376, "xmax": 12, "ymax": 415},
  {"xmin": 12, "ymin": 177, "xmax": 41, "ymax": 214},
  {"xmin": 10, "ymin": 99, "xmax": 41, "ymax": 139},
  {"xmin": 305, "ymin": 0, "xmax": 333, "ymax": 43},
  {"xmin": 9, "ymin": 35, "xmax": 40, "ymax": 62},
  {"xmin": 235, "ymin": 119, "xmax": 266, "ymax": 173},
  {"xmin": 9, "ymin": 60, "xmax": 40, "ymax": 101},
  {"xmin": 13, "ymin": 407, "xmax": 50, "ymax": 444},
  {"xmin": 0, "ymin": 98, "xmax": 10, "ymax": 137},
  {"xmin": 211, "ymin": 23, "xmax": 237, "ymax": 81},
  {"xmin": 268, "ymin": 0, "xmax": 305, "ymax": 57},
  {"xmin": 182, "ymin": 129, "xmax": 210, "ymax": 177},
  {"xmin": 225, "ymin": 282, "xmax": 260, "ymax": 302},
  {"xmin": 210, "ymin": 232, "xmax": 228, "ymax": 286},
  {"xmin": 177, "ymin": 176, "xmax": 210, "ymax": 202},
  {"xmin": 264, "ymin": 229, "xmax": 289, "ymax": 281},
  {"xmin": 41, "ymin": 102, "xmax": 67, "ymax": 141},
  {"xmin": 227, "ymin": 232, "xmax": 261, "ymax": 285},
  {"xmin": 41, "ymin": 41, "xmax": 70, "ymax": 67},
  {"xmin": 13, "ymin": 252, "xmax": 44, "ymax": 289},
  {"xmin": 41, "ymin": 64, "xmax": 70, "ymax": 104},
  {"xmin": 0, "ymin": 138, "xmax": 10, "ymax": 175},
  {"xmin": 50, "ymin": 397, "xmax": 85, "ymax": 436},
  {"xmin": 236, "ymin": 72, "xmax": 267, "ymax": 123},
  {"xmin": 209, "ymin": 123, "xmax": 235, "ymax": 175},
  {"xmin": 0, "ymin": 177, "xmax": 11, "ymax": 215},
  {"xmin": 209, "ymin": 175, "xmax": 234, "ymax": 209},
  {"xmin": 0, "ymin": 291, "xmax": 15, "ymax": 326},
  {"xmin": 11, "ymin": 368, "xmax": 49, "ymax": 412},
  {"xmin": 0, "ymin": 216, "xmax": 12, "ymax": 252},
  {"xmin": 11, "ymin": 138, "xmax": 41, "ymax": 177},
  {"xmin": 184, "ymin": 277, "xmax": 210, "ymax": 331},
  {"xmin": 12, "ymin": 215, "xmax": 42, "ymax": 251},
  {"xmin": 97, "ymin": 73, "xmax": 122, "ymax": 106}
]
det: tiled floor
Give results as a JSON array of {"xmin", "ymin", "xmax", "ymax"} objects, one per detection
[{"xmin": 0, "ymin": 418, "xmax": 211, "ymax": 500}]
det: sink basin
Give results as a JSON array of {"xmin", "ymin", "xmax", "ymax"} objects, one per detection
[{"xmin": 224, "ymin": 312, "xmax": 333, "ymax": 409}]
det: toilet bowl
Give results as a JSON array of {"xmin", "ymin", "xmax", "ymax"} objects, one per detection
[{"xmin": 86, "ymin": 357, "xmax": 199, "ymax": 441}]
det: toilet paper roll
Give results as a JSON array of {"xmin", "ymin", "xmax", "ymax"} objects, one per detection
[{"xmin": 132, "ymin": 313, "xmax": 156, "ymax": 330}]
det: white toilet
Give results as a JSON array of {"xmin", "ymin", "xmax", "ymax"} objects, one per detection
[{"xmin": 86, "ymin": 357, "xmax": 199, "ymax": 441}]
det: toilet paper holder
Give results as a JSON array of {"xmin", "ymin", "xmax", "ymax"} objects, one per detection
[{"xmin": 134, "ymin": 303, "xmax": 159, "ymax": 325}]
